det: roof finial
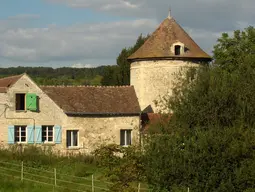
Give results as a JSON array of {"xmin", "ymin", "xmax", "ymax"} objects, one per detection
[{"xmin": 168, "ymin": 7, "xmax": 171, "ymax": 19}]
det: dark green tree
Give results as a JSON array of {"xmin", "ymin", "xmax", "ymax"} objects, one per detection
[
  {"xmin": 213, "ymin": 26, "xmax": 255, "ymax": 72},
  {"xmin": 101, "ymin": 66, "xmax": 121, "ymax": 86},
  {"xmin": 102, "ymin": 34, "xmax": 150, "ymax": 85},
  {"xmin": 144, "ymin": 27, "xmax": 255, "ymax": 191}
]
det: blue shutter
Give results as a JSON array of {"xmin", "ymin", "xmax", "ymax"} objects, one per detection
[
  {"xmin": 27, "ymin": 125, "xmax": 34, "ymax": 144},
  {"xmin": 35, "ymin": 126, "xmax": 42, "ymax": 144},
  {"xmin": 54, "ymin": 125, "xmax": 62, "ymax": 144},
  {"xmin": 8, "ymin": 125, "xmax": 15, "ymax": 144}
]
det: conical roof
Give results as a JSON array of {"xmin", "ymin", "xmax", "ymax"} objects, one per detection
[{"xmin": 128, "ymin": 16, "xmax": 211, "ymax": 61}]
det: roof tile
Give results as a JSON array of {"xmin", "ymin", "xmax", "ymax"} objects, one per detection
[
  {"xmin": 0, "ymin": 74, "xmax": 23, "ymax": 93},
  {"xmin": 40, "ymin": 86, "xmax": 141, "ymax": 115},
  {"xmin": 128, "ymin": 17, "xmax": 211, "ymax": 60}
]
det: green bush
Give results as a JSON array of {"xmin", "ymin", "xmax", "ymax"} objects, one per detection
[
  {"xmin": 94, "ymin": 144, "xmax": 145, "ymax": 191},
  {"xmin": 144, "ymin": 27, "xmax": 255, "ymax": 191}
]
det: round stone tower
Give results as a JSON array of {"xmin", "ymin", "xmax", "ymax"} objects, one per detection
[{"xmin": 128, "ymin": 12, "xmax": 212, "ymax": 113}]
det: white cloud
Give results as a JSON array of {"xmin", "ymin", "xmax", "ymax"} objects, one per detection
[
  {"xmin": 46, "ymin": 0, "xmax": 255, "ymax": 31},
  {"xmin": 71, "ymin": 63, "xmax": 93, "ymax": 68},
  {"xmin": 2, "ymin": 0, "xmax": 255, "ymax": 67},
  {"xmin": 47, "ymin": 0, "xmax": 141, "ymax": 10},
  {"xmin": 0, "ymin": 18, "xmax": 158, "ymax": 63}
]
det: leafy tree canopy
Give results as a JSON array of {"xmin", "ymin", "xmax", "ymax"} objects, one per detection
[
  {"xmin": 144, "ymin": 27, "xmax": 255, "ymax": 191},
  {"xmin": 213, "ymin": 26, "xmax": 255, "ymax": 72},
  {"xmin": 102, "ymin": 34, "xmax": 150, "ymax": 85}
]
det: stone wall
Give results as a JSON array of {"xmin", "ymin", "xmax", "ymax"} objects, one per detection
[
  {"xmin": 130, "ymin": 60, "xmax": 200, "ymax": 112},
  {"xmin": 65, "ymin": 116, "xmax": 140, "ymax": 154},
  {"xmin": 0, "ymin": 74, "xmax": 140, "ymax": 153}
]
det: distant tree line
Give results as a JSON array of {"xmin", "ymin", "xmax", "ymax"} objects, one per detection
[
  {"xmin": 0, "ymin": 34, "xmax": 149, "ymax": 86},
  {"xmin": 0, "ymin": 66, "xmax": 106, "ymax": 86}
]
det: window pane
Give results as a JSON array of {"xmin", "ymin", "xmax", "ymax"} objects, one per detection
[
  {"xmin": 16, "ymin": 94, "xmax": 25, "ymax": 110},
  {"xmin": 42, "ymin": 137, "xmax": 47, "ymax": 142},
  {"xmin": 73, "ymin": 131, "xmax": 78, "ymax": 147},
  {"xmin": 48, "ymin": 131, "xmax": 53, "ymax": 137},
  {"xmin": 48, "ymin": 127, "xmax": 53, "ymax": 132},
  {"xmin": 21, "ymin": 137, "xmax": 26, "ymax": 142},
  {"xmin": 48, "ymin": 136, "xmax": 53, "ymax": 142},
  {"xmin": 42, "ymin": 127, "xmax": 46, "ymax": 133},
  {"xmin": 67, "ymin": 131, "xmax": 71, "ymax": 147},
  {"xmin": 175, "ymin": 45, "xmax": 181, "ymax": 55},
  {"xmin": 21, "ymin": 131, "xmax": 26, "ymax": 137},
  {"xmin": 14, "ymin": 127, "xmax": 20, "ymax": 142},
  {"xmin": 15, "ymin": 136, "xmax": 19, "ymax": 142},
  {"xmin": 126, "ymin": 130, "xmax": 131, "ymax": 145},
  {"xmin": 120, "ymin": 130, "xmax": 125, "ymax": 146},
  {"xmin": 42, "ymin": 131, "xmax": 46, "ymax": 137},
  {"xmin": 15, "ymin": 129, "xmax": 19, "ymax": 137}
]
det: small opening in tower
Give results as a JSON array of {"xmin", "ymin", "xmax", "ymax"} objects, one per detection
[{"xmin": 174, "ymin": 45, "xmax": 181, "ymax": 55}]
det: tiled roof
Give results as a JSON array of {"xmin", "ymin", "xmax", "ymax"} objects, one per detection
[
  {"xmin": 0, "ymin": 75, "xmax": 23, "ymax": 93},
  {"xmin": 40, "ymin": 86, "xmax": 141, "ymax": 115},
  {"xmin": 128, "ymin": 17, "xmax": 212, "ymax": 61}
]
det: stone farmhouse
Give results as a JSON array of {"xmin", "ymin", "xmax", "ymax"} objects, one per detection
[{"xmin": 0, "ymin": 12, "xmax": 211, "ymax": 153}]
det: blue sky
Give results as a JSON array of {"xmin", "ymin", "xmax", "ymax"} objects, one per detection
[
  {"xmin": 0, "ymin": 0, "xmax": 254, "ymax": 68},
  {"xmin": 0, "ymin": 0, "xmax": 127, "ymax": 26}
]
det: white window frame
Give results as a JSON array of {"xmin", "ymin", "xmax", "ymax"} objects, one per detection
[
  {"xmin": 67, "ymin": 130, "xmax": 79, "ymax": 148},
  {"xmin": 120, "ymin": 129, "xmax": 132, "ymax": 146},
  {"xmin": 14, "ymin": 126, "xmax": 27, "ymax": 143},
  {"xmin": 42, "ymin": 126, "xmax": 54, "ymax": 143}
]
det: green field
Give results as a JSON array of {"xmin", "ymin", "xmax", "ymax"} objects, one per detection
[
  {"xmin": 0, "ymin": 146, "xmax": 110, "ymax": 192},
  {"xmin": 0, "ymin": 146, "xmax": 150, "ymax": 192}
]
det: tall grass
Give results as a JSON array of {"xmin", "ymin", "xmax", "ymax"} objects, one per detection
[{"xmin": 0, "ymin": 145, "xmax": 106, "ymax": 192}]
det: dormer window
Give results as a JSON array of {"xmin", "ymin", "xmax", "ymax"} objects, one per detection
[
  {"xmin": 171, "ymin": 42, "xmax": 185, "ymax": 56},
  {"xmin": 174, "ymin": 45, "xmax": 181, "ymax": 55}
]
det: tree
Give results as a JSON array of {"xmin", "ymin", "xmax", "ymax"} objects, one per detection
[
  {"xmin": 102, "ymin": 34, "xmax": 150, "ymax": 85},
  {"xmin": 144, "ymin": 27, "xmax": 255, "ymax": 191},
  {"xmin": 0, "ymin": 66, "xmax": 107, "ymax": 86},
  {"xmin": 101, "ymin": 66, "xmax": 121, "ymax": 86},
  {"xmin": 213, "ymin": 26, "xmax": 255, "ymax": 72},
  {"xmin": 94, "ymin": 144, "xmax": 145, "ymax": 192}
]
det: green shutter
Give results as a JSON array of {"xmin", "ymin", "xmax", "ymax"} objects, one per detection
[
  {"xmin": 54, "ymin": 125, "xmax": 62, "ymax": 144},
  {"xmin": 26, "ymin": 93, "xmax": 37, "ymax": 111},
  {"xmin": 8, "ymin": 125, "xmax": 15, "ymax": 144},
  {"xmin": 27, "ymin": 125, "xmax": 34, "ymax": 144},
  {"xmin": 35, "ymin": 126, "xmax": 42, "ymax": 144}
]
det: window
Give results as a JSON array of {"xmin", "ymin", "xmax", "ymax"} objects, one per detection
[
  {"xmin": 42, "ymin": 126, "xmax": 53, "ymax": 143},
  {"xmin": 15, "ymin": 93, "xmax": 38, "ymax": 111},
  {"xmin": 16, "ymin": 94, "xmax": 25, "ymax": 110},
  {"xmin": 14, "ymin": 126, "xmax": 26, "ymax": 143},
  {"xmin": 120, "ymin": 130, "xmax": 131, "ymax": 146},
  {"xmin": 67, "ymin": 130, "xmax": 78, "ymax": 148},
  {"xmin": 174, "ymin": 45, "xmax": 181, "ymax": 55}
]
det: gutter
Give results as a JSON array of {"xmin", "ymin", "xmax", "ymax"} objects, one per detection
[
  {"xmin": 127, "ymin": 56, "xmax": 212, "ymax": 63},
  {"xmin": 65, "ymin": 112, "xmax": 141, "ymax": 117}
]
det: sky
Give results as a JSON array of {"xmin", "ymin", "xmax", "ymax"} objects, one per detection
[{"xmin": 0, "ymin": 0, "xmax": 254, "ymax": 68}]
